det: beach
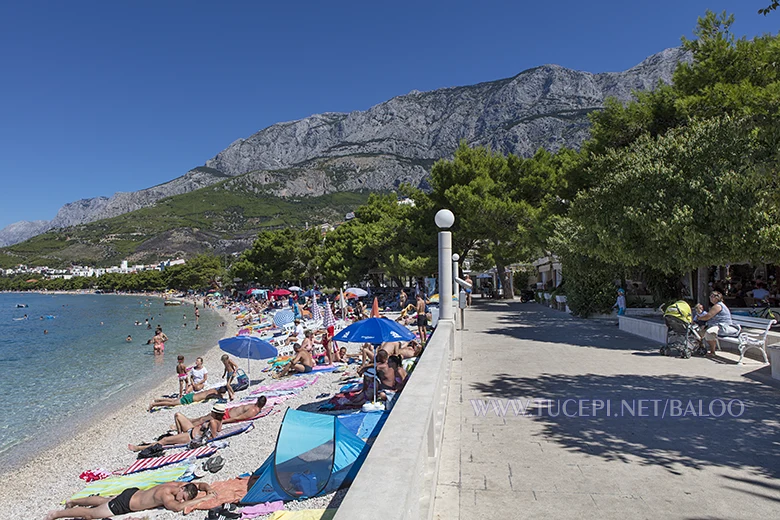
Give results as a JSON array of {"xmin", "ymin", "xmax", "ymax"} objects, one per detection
[{"xmin": 0, "ymin": 302, "xmax": 351, "ymax": 519}]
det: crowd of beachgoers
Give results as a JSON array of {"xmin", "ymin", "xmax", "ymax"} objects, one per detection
[{"xmin": 1, "ymin": 287, "xmax": 431, "ymax": 520}]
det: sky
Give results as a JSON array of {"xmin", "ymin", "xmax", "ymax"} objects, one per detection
[{"xmin": 0, "ymin": 1, "xmax": 776, "ymax": 229}]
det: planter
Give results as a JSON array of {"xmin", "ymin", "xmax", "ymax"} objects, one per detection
[
  {"xmin": 555, "ymin": 295, "xmax": 567, "ymax": 303},
  {"xmin": 769, "ymin": 345, "xmax": 780, "ymax": 382}
]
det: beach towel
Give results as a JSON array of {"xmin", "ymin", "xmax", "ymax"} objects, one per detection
[
  {"xmin": 241, "ymin": 501, "xmax": 285, "ymax": 519},
  {"xmin": 339, "ymin": 382, "xmax": 362, "ymax": 393},
  {"xmin": 182, "ymin": 477, "xmax": 251, "ymax": 514},
  {"xmin": 250, "ymin": 376, "xmax": 318, "ymax": 394},
  {"xmin": 268, "ymin": 510, "xmax": 337, "ymax": 520},
  {"xmin": 337, "ymin": 411, "xmax": 388, "ymax": 439},
  {"xmin": 293, "ymin": 365, "xmax": 337, "ymax": 375},
  {"xmin": 320, "ymin": 390, "xmax": 364, "ymax": 411},
  {"xmin": 163, "ymin": 422, "xmax": 254, "ymax": 450},
  {"xmin": 70, "ymin": 464, "xmax": 189, "ymax": 499},
  {"xmin": 119, "ymin": 445, "xmax": 217, "ymax": 475}
]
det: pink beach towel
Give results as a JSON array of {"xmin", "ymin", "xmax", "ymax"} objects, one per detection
[
  {"xmin": 241, "ymin": 500, "xmax": 284, "ymax": 518},
  {"xmin": 250, "ymin": 375, "xmax": 319, "ymax": 394}
]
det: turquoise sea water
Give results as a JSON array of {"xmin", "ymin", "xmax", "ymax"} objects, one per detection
[{"xmin": 0, "ymin": 292, "xmax": 225, "ymax": 471}]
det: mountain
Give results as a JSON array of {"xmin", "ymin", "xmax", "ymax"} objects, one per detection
[
  {"xmin": 0, "ymin": 220, "xmax": 50, "ymax": 247},
  {"xmin": 0, "ymin": 47, "xmax": 691, "ymax": 258}
]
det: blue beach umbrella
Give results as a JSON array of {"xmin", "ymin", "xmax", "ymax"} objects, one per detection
[
  {"xmin": 332, "ymin": 318, "xmax": 415, "ymax": 403},
  {"xmin": 273, "ymin": 310, "xmax": 296, "ymax": 327},
  {"xmin": 219, "ymin": 335, "xmax": 278, "ymax": 380},
  {"xmin": 332, "ymin": 317, "xmax": 415, "ymax": 344},
  {"xmin": 302, "ymin": 289, "xmax": 321, "ymax": 298}
]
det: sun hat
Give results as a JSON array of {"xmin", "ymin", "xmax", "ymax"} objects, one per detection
[{"xmin": 211, "ymin": 403, "xmax": 227, "ymax": 414}]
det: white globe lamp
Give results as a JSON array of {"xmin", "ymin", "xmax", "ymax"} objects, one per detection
[{"xmin": 435, "ymin": 209, "xmax": 455, "ymax": 229}]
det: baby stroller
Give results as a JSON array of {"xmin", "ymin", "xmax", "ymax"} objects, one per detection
[{"xmin": 661, "ymin": 301, "xmax": 706, "ymax": 358}]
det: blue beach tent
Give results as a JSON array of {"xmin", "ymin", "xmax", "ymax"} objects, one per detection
[{"xmin": 241, "ymin": 409, "xmax": 368, "ymax": 503}]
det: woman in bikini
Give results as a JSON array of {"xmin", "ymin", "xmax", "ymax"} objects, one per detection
[
  {"xmin": 129, "ymin": 403, "xmax": 225, "ymax": 452},
  {"xmin": 152, "ymin": 327, "xmax": 168, "ymax": 354}
]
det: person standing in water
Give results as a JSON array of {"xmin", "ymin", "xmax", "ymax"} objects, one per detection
[{"xmin": 152, "ymin": 326, "xmax": 168, "ymax": 354}]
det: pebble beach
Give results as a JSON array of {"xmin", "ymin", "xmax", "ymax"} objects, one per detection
[{"xmin": 0, "ymin": 302, "xmax": 355, "ymax": 520}]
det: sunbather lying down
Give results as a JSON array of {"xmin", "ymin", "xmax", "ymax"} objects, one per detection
[
  {"xmin": 148, "ymin": 387, "xmax": 226, "ymax": 411},
  {"xmin": 46, "ymin": 481, "xmax": 216, "ymax": 519}
]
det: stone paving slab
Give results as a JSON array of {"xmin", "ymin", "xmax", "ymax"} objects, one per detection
[{"xmin": 433, "ymin": 300, "xmax": 780, "ymax": 520}]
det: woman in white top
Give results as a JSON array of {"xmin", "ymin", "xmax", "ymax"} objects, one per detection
[{"xmin": 190, "ymin": 357, "xmax": 208, "ymax": 391}]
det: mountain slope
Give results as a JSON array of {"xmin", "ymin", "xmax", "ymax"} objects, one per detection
[{"xmin": 0, "ymin": 169, "xmax": 372, "ymax": 268}]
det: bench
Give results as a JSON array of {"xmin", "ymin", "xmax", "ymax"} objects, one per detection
[{"xmin": 716, "ymin": 315, "xmax": 776, "ymax": 365}]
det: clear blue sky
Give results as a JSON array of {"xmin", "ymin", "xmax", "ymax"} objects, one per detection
[{"xmin": 0, "ymin": 1, "xmax": 776, "ymax": 229}]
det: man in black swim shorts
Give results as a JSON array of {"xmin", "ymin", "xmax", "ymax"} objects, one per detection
[{"xmin": 45, "ymin": 481, "xmax": 216, "ymax": 519}]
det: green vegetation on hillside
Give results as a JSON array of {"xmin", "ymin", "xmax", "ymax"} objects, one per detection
[{"xmin": 0, "ymin": 180, "xmax": 371, "ymax": 267}]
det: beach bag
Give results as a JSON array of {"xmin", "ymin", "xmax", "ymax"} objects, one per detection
[
  {"xmin": 137, "ymin": 443, "xmax": 164, "ymax": 459},
  {"xmin": 717, "ymin": 323, "xmax": 741, "ymax": 338},
  {"xmin": 232, "ymin": 369, "xmax": 249, "ymax": 392}
]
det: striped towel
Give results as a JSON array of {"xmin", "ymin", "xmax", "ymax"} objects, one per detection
[
  {"xmin": 70, "ymin": 464, "xmax": 189, "ymax": 500},
  {"xmin": 119, "ymin": 445, "xmax": 217, "ymax": 475}
]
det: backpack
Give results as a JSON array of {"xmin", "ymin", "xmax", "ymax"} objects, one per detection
[{"xmin": 137, "ymin": 443, "xmax": 164, "ymax": 459}]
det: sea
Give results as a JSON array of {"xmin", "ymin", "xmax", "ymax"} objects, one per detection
[{"xmin": 0, "ymin": 292, "xmax": 225, "ymax": 472}]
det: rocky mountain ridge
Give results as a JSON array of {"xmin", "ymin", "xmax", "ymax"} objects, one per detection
[{"xmin": 0, "ymin": 47, "xmax": 690, "ymax": 248}]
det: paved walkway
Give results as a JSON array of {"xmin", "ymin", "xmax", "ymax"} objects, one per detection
[{"xmin": 433, "ymin": 301, "xmax": 780, "ymax": 520}]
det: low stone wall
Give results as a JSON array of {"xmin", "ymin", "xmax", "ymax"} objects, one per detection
[
  {"xmin": 619, "ymin": 315, "xmax": 667, "ymax": 344},
  {"xmin": 333, "ymin": 320, "xmax": 455, "ymax": 520}
]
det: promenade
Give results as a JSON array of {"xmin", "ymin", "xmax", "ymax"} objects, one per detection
[{"xmin": 434, "ymin": 301, "xmax": 780, "ymax": 520}]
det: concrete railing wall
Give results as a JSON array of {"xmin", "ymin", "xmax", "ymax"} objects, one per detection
[{"xmin": 333, "ymin": 319, "xmax": 455, "ymax": 520}]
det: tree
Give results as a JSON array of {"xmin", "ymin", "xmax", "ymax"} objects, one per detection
[
  {"xmin": 165, "ymin": 254, "xmax": 225, "ymax": 291},
  {"xmin": 422, "ymin": 143, "xmax": 543, "ymax": 297},
  {"xmin": 760, "ymin": 2, "xmax": 779, "ymax": 15},
  {"xmin": 562, "ymin": 116, "xmax": 780, "ymax": 304}
]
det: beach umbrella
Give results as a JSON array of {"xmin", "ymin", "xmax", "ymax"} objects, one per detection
[
  {"xmin": 323, "ymin": 299, "xmax": 336, "ymax": 330},
  {"xmin": 273, "ymin": 309, "xmax": 296, "ymax": 327},
  {"xmin": 270, "ymin": 288, "xmax": 291, "ymax": 298},
  {"xmin": 288, "ymin": 286, "xmax": 302, "ymax": 292},
  {"xmin": 371, "ymin": 297, "xmax": 380, "ymax": 318},
  {"xmin": 302, "ymin": 289, "xmax": 321, "ymax": 297},
  {"xmin": 311, "ymin": 295, "xmax": 323, "ymax": 322},
  {"xmin": 345, "ymin": 287, "xmax": 368, "ymax": 297},
  {"xmin": 219, "ymin": 335, "xmax": 278, "ymax": 380},
  {"xmin": 332, "ymin": 318, "xmax": 415, "ymax": 403},
  {"xmin": 339, "ymin": 288, "xmax": 348, "ymax": 317},
  {"xmin": 332, "ymin": 317, "xmax": 415, "ymax": 344}
]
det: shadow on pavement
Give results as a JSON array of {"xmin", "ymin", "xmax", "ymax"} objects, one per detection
[
  {"xmin": 476, "ymin": 300, "xmax": 659, "ymax": 351},
  {"xmin": 470, "ymin": 372, "xmax": 780, "ymax": 479}
]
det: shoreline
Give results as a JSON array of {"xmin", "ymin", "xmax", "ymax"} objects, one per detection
[{"xmin": 0, "ymin": 300, "xmax": 242, "ymax": 518}]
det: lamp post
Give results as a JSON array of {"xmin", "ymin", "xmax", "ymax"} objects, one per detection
[{"xmin": 435, "ymin": 209, "xmax": 455, "ymax": 321}]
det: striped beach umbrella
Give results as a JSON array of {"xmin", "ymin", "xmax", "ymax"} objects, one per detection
[
  {"xmin": 311, "ymin": 295, "xmax": 323, "ymax": 322},
  {"xmin": 273, "ymin": 309, "xmax": 295, "ymax": 327},
  {"xmin": 323, "ymin": 299, "xmax": 336, "ymax": 329}
]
